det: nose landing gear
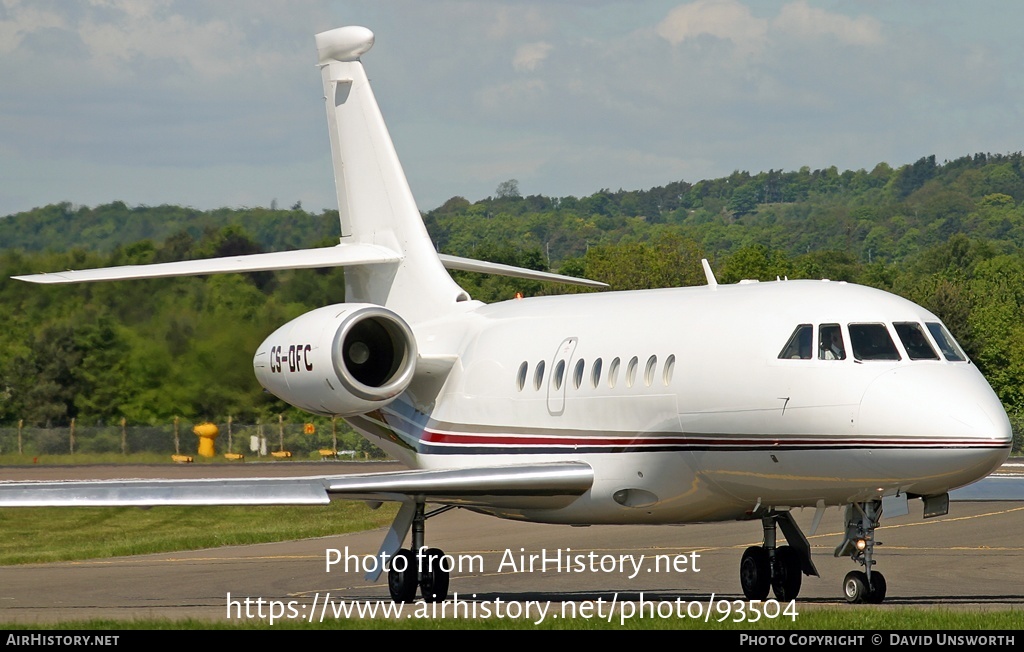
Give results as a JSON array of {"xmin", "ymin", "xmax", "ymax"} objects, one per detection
[{"xmin": 835, "ymin": 501, "xmax": 887, "ymax": 604}]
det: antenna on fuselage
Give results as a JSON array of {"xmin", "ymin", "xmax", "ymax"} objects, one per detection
[{"xmin": 701, "ymin": 258, "xmax": 718, "ymax": 289}]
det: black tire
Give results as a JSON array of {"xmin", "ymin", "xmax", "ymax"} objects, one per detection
[
  {"xmin": 866, "ymin": 571, "xmax": 887, "ymax": 604},
  {"xmin": 771, "ymin": 545, "xmax": 802, "ymax": 601},
  {"xmin": 740, "ymin": 546, "xmax": 770, "ymax": 600},
  {"xmin": 388, "ymin": 548, "xmax": 417, "ymax": 603},
  {"xmin": 843, "ymin": 570, "xmax": 869, "ymax": 604},
  {"xmin": 418, "ymin": 547, "xmax": 450, "ymax": 603}
]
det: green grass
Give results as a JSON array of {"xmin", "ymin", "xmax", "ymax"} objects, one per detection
[
  {"xmin": 3, "ymin": 608, "xmax": 1022, "ymax": 630},
  {"xmin": 0, "ymin": 452, "xmax": 368, "ymax": 465},
  {"xmin": 0, "ymin": 452, "xmax": 191, "ymax": 465},
  {"xmin": 0, "ymin": 502, "xmax": 398, "ymax": 564}
]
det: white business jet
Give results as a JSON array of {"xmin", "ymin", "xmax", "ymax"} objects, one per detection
[{"xmin": 5, "ymin": 26, "xmax": 1012, "ymax": 605}]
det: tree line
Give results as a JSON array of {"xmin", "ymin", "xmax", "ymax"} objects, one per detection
[{"xmin": 1, "ymin": 151, "xmax": 1023, "ymax": 450}]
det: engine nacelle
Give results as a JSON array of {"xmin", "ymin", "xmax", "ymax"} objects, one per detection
[{"xmin": 253, "ymin": 303, "xmax": 417, "ymax": 416}]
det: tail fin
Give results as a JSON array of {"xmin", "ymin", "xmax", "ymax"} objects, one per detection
[{"xmin": 316, "ymin": 27, "xmax": 469, "ymax": 323}]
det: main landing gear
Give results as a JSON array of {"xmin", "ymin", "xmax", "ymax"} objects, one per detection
[
  {"xmin": 835, "ymin": 501, "xmax": 887, "ymax": 604},
  {"xmin": 739, "ymin": 511, "xmax": 817, "ymax": 601},
  {"xmin": 388, "ymin": 500, "xmax": 455, "ymax": 603}
]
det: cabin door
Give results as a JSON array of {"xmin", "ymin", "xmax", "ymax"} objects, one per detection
[{"xmin": 547, "ymin": 337, "xmax": 578, "ymax": 416}]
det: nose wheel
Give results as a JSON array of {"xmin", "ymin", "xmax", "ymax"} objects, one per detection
[
  {"xmin": 843, "ymin": 570, "xmax": 886, "ymax": 604},
  {"xmin": 835, "ymin": 501, "xmax": 887, "ymax": 604}
]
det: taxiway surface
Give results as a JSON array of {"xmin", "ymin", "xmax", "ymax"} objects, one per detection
[{"xmin": 1, "ymin": 461, "xmax": 1022, "ymax": 623}]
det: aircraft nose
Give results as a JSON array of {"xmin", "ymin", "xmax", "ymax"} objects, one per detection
[
  {"xmin": 859, "ymin": 364, "xmax": 1011, "ymax": 441},
  {"xmin": 858, "ymin": 364, "xmax": 1011, "ymax": 480}
]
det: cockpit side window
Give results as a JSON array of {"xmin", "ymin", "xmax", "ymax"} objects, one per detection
[
  {"xmin": 849, "ymin": 323, "xmax": 900, "ymax": 361},
  {"xmin": 894, "ymin": 322, "xmax": 939, "ymax": 360},
  {"xmin": 926, "ymin": 322, "xmax": 967, "ymax": 362},
  {"xmin": 779, "ymin": 324, "xmax": 813, "ymax": 359},
  {"xmin": 819, "ymin": 324, "xmax": 846, "ymax": 360}
]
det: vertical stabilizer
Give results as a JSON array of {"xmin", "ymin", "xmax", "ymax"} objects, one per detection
[{"xmin": 315, "ymin": 27, "xmax": 469, "ymax": 324}]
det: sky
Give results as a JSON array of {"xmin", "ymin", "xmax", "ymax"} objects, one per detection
[{"xmin": 1, "ymin": 1, "xmax": 1022, "ymax": 219}]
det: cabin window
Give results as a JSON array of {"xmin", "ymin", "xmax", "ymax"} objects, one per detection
[
  {"xmin": 552, "ymin": 359, "xmax": 566, "ymax": 390},
  {"xmin": 779, "ymin": 324, "xmax": 812, "ymax": 359},
  {"xmin": 608, "ymin": 357, "xmax": 620, "ymax": 388},
  {"xmin": 516, "ymin": 361, "xmax": 528, "ymax": 391},
  {"xmin": 818, "ymin": 324, "xmax": 846, "ymax": 360},
  {"xmin": 591, "ymin": 358, "xmax": 603, "ymax": 388},
  {"xmin": 626, "ymin": 356, "xmax": 639, "ymax": 387},
  {"xmin": 533, "ymin": 360, "xmax": 546, "ymax": 390},
  {"xmin": 573, "ymin": 359, "xmax": 585, "ymax": 389},
  {"xmin": 644, "ymin": 355, "xmax": 657, "ymax": 387},
  {"xmin": 894, "ymin": 322, "xmax": 939, "ymax": 360},
  {"xmin": 663, "ymin": 354, "xmax": 676, "ymax": 386},
  {"xmin": 849, "ymin": 323, "xmax": 900, "ymax": 361},
  {"xmin": 927, "ymin": 322, "xmax": 967, "ymax": 362}
]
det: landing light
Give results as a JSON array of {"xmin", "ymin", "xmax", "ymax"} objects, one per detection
[{"xmin": 855, "ymin": 539, "xmax": 867, "ymax": 551}]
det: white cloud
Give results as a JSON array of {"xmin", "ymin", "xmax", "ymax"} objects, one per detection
[
  {"xmin": 0, "ymin": 1, "xmax": 68, "ymax": 54},
  {"xmin": 656, "ymin": 0, "xmax": 767, "ymax": 55},
  {"xmin": 513, "ymin": 42, "xmax": 553, "ymax": 71},
  {"xmin": 774, "ymin": 1, "xmax": 882, "ymax": 47},
  {"xmin": 486, "ymin": 5, "xmax": 550, "ymax": 41}
]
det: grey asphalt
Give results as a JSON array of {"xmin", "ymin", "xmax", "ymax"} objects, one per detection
[{"xmin": 1, "ymin": 461, "xmax": 1022, "ymax": 624}]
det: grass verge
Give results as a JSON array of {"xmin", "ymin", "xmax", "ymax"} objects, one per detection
[
  {"xmin": 0, "ymin": 502, "xmax": 398, "ymax": 564},
  {"xmin": 2, "ymin": 608, "xmax": 1022, "ymax": 630}
]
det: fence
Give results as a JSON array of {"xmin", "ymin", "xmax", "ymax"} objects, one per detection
[{"xmin": 0, "ymin": 417, "xmax": 387, "ymax": 460}]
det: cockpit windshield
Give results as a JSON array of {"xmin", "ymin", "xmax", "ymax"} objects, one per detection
[
  {"xmin": 894, "ymin": 322, "xmax": 939, "ymax": 360},
  {"xmin": 779, "ymin": 324, "xmax": 813, "ymax": 359},
  {"xmin": 849, "ymin": 324, "xmax": 900, "ymax": 361},
  {"xmin": 926, "ymin": 322, "xmax": 967, "ymax": 361},
  {"xmin": 778, "ymin": 321, "xmax": 968, "ymax": 363}
]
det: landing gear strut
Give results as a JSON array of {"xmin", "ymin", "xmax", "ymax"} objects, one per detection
[
  {"xmin": 835, "ymin": 501, "xmax": 887, "ymax": 604},
  {"xmin": 387, "ymin": 500, "xmax": 454, "ymax": 603},
  {"xmin": 739, "ymin": 511, "xmax": 817, "ymax": 601}
]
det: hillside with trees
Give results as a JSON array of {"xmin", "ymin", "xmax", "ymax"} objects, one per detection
[{"xmin": 1, "ymin": 152, "xmax": 1023, "ymax": 451}]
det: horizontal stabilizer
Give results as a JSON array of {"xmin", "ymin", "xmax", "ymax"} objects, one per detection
[
  {"xmin": 12, "ymin": 244, "xmax": 401, "ymax": 284},
  {"xmin": 439, "ymin": 254, "xmax": 607, "ymax": 289},
  {"xmin": 0, "ymin": 462, "xmax": 593, "ymax": 510}
]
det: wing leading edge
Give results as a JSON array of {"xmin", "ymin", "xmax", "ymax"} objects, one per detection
[{"xmin": 0, "ymin": 462, "xmax": 594, "ymax": 510}]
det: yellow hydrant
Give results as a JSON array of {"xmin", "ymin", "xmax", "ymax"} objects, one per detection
[{"xmin": 193, "ymin": 423, "xmax": 219, "ymax": 458}]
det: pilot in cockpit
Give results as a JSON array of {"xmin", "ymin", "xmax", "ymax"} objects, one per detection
[{"xmin": 820, "ymin": 325, "xmax": 846, "ymax": 360}]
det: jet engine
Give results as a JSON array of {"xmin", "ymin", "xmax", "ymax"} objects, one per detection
[{"xmin": 253, "ymin": 303, "xmax": 417, "ymax": 416}]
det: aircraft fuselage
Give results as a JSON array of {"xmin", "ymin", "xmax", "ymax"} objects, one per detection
[{"xmin": 348, "ymin": 279, "xmax": 1011, "ymax": 525}]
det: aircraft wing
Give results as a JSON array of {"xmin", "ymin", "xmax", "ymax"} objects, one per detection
[{"xmin": 0, "ymin": 462, "xmax": 594, "ymax": 510}]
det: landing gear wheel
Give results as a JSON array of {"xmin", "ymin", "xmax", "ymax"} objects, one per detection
[
  {"xmin": 771, "ymin": 545, "xmax": 802, "ymax": 601},
  {"xmin": 866, "ymin": 571, "xmax": 887, "ymax": 604},
  {"xmin": 843, "ymin": 570, "xmax": 869, "ymax": 604},
  {"xmin": 388, "ymin": 548, "xmax": 417, "ymax": 603},
  {"xmin": 418, "ymin": 547, "xmax": 450, "ymax": 603},
  {"xmin": 740, "ymin": 546, "xmax": 770, "ymax": 600}
]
